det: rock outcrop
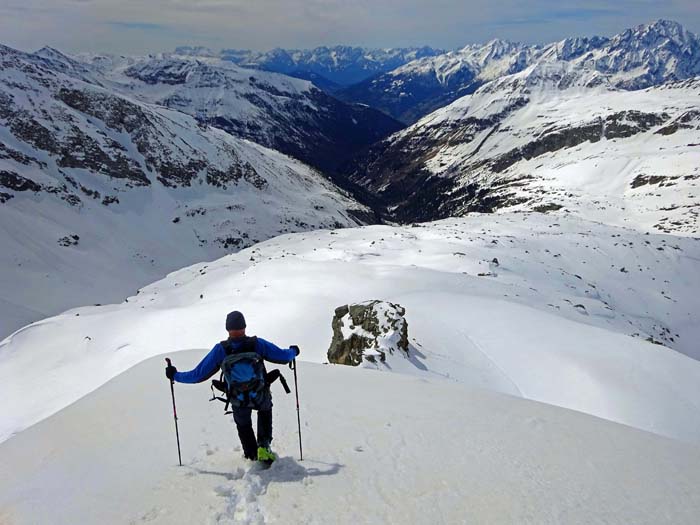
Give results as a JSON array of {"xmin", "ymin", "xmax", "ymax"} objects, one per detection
[{"xmin": 328, "ymin": 300, "xmax": 409, "ymax": 366}]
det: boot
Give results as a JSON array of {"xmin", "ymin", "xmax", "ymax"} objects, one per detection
[{"xmin": 257, "ymin": 445, "xmax": 277, "ymax": 465}]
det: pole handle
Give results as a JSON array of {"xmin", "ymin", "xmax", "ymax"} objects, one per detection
[{"xmin": 165, "ymin": 357, "xmax": 174, "ymax": 385}]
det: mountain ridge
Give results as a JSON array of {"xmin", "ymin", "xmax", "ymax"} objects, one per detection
[
  {"xmin": 0, "ymin": 43, "xmax": 371, "ymax": 338},
  {"xmin": 336, "ymin": 19, "xmax": 700, "ymax": 123},
  {"xmin": 172, "ymin": 44, "xmax": 445, "ymax": 86}
]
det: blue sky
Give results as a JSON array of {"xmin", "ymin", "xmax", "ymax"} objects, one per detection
[{"xmin": 0, "ymin": 0, "xmax": 698, "ymax": 54}]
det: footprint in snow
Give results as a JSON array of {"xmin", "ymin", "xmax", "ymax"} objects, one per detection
[
  {"xmin": 135, "ymin": 506, "xmax": 165, "ymax": 522},
  {"xmin": 527, "ymin": 417, "xmax": 546, "ymax": 430}
]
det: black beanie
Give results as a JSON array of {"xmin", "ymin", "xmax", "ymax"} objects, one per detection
[{"xmin": 226, "ymin": 311, "xmax": 246, "ymax": 331}]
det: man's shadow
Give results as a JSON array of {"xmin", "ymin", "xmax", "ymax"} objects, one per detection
[
  {"xmin": 259, "ymin": 456, "xmax": 343, "ymax": 483},
  {"xmin": 192, "ymin": 456, "xmax": 343, "ymax": 485}
]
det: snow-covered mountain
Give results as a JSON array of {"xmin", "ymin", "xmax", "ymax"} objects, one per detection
[
  {"xmin": 0, "ymin": 44, "xmax": 370, "ymax": 338},
  {"xmin": 542, "ymin": 19, "xmax": 700, "ymax": 89},
  {"xmin": 344, "ymin": 62, "xmax": 700, "ymax": 234},
  {"xmin": 77, "ymin": 51, "xmax": 403, "ymax": 174},
  {"xmin": 338, "ymin": 20, "xmax": 700, "ymax": 123},
  {"xmin": 175, "ymin": 45, "xmax": 444, "ymax": 87},
  {"xmin": 3, "ymin": 213, "xmax": 699, "ymax": 444},
  {"xmin": 337, "ymin": 39, "xmax": 535, "ymax": 123}
]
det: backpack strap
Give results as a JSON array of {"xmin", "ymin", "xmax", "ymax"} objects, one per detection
[
  {"xmin": 221, "ymin": 336, "xmax": 258, "ymax": 356},
  {"xmin": 265, "ymin": 369, "xmax": 291, "ymax": 394}
]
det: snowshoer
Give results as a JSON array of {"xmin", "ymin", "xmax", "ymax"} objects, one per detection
[{"xmin": 165, "ymin": 311, "xmax": 299, "ymax": 464}]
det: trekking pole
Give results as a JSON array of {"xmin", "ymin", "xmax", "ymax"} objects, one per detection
[
  {"xmin": 165, "ymin": 358, "xmax": 182, "ymax": 466},
  {"xmin": 291, "ymin": 359, "xmax": 303, "ymax": 461}
]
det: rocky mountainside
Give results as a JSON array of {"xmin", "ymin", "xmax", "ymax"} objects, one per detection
[
  {"xmin": 337, "ymin": 20, "xmax": 700, "ymax": 123},
  {"xmin": 343, "ymin": 62, "xmax": 700, "ymax": 234},
  {"xmin": 77, "ymin": 52, "xmax": 403, "ymax": 174},
  {"xmin": 0, "ymin": 44, "xmax": 370, "ymax": 338}
]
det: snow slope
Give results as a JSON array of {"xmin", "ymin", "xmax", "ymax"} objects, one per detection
[
  {"xmin": 0, "ymin": 44, "xmax": 369, "ymax": 339},
  {"xmin": 1, "ymin": 352, "xmax": 699, "ymax": 524},
  {"xmin": 2, "ymin": 213, "xmax": 699, "ymax": 446}
]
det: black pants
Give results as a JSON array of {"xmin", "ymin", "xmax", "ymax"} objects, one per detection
[{"xmin": 232, "ymin": 395, "xmax": 273, "ymax": 460}]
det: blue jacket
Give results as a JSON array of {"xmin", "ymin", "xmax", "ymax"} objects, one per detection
[{"xmin": 174, "ymin": 337, "xmax": 296, "ymax": 384}]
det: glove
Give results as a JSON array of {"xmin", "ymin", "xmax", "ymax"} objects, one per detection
[
  {"xmin": 165, "ymin": 365, "xmax": 177, "ymax": 381},
  {"xmin": 290, "ymin": 345, "xmax": 300, "ymax": 356}
]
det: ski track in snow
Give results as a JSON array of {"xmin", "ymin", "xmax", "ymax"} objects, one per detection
[{"xmin": 456, "ymin": 326, "xmax": 524, "ymax": 397}]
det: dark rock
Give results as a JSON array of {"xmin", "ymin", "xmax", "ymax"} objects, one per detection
[
  {"xmin": 0, "ymin": 170, "xmax": 41, "ymax": 192},
  {"xmin": 58, "ymin": 234, "xmax": 79, "ymax": 247},
  {"xmin": 101, "ymin": 195, "xmax": 119, "ymax": 206},
  {"xmin": 533, "ymin": 203, "xmax": 564, "ymax": 213},
  {"xmin": 327, "ymin": 300, "xmax": 409, "ymax": 366},
  {"xmin": 631, "ymin": 175, "xmax": 669, "ymax": 188}
]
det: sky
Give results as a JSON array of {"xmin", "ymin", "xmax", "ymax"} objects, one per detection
[{"xmin": 0, "ymin": 0, "xmax": 698, "ymax": 54}]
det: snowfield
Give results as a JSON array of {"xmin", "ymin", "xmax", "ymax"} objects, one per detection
[
  {"xmin": 2, "ymin": 213, "xmax": 700, "ymax": 447},
  {"xmin": 1, "ymin": 352, "xmax": 699, "ymax": 524}
]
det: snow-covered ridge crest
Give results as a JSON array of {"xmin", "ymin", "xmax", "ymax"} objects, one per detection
[
  {"xmin": 4, "ymin": 353, "xmax": 700, "ymax": 523},
  {"xmin": 392, "ymin": 38, "xmax": 531, "ymax": 86},
  {"xmin": 3, "ymin": 355, "xmax": 700, "ymax": 523}
]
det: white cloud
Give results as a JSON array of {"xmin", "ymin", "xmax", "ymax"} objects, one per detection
[{"xmin": 0, "ymin": 0, "xmax": 697, "ymax": 54}]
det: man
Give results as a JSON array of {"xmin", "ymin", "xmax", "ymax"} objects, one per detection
[{"xmin": 165, "ymin": 310, "xmax": 299, "ymax": 464}]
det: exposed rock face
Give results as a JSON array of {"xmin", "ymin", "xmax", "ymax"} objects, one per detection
[
  {"xmin": 0, "ymin": 170, "xmax": 41, "ymax": 192},
  {"xmin": 328, "ymin": 300, "xmax": 409, "ymax": 366}
]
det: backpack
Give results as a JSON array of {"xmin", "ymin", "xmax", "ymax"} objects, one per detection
[
  {"xmin": 209, "ymin": 336, "xmax": 291, "ymax": 413},
  {"xmin": 218, "ymin": 336, "xmax": 267, "ymax": 409}
]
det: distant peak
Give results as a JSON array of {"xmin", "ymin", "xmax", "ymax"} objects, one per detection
[
  {"xmin": 173, "ymin": 46, "xmax": 216, "ymax": 57},
  {"xmin": 0, "ymin": 44, "xmax": 22, "ymax": 56},
  {"xmin": 644, "ymin": 19, "xmax": 684, "ymax": 31},
  {"xmin": 35, "ymin": 46, "xmax": 71, "ymax": 57},
  {"xmin": 630, "ymin": 19, "xmax": 689, "ymax": 38},
  {"xmin": 484, "ymin": 38, "xmax": 512, "ymax": 47},
  {"xmin": 614, "ymin": 18, "xmax": 696, "ymax": 48}
]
